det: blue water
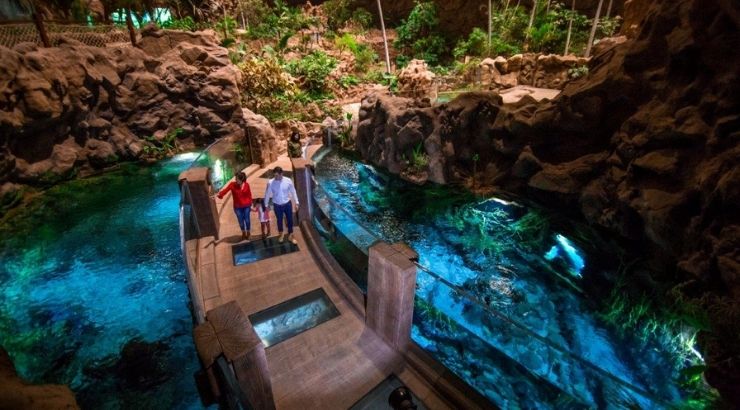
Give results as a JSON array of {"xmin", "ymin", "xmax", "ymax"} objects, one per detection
[
  {"xmin": 314, "ymin": 150, "xmax": 708, "ymax": 409},
  {"xmin": 0, "ymin": 153, "xmax": 205, "ymax": 409}
]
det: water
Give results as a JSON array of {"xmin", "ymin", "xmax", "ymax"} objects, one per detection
[
  {"xmin": 0, "ymin": 153, "xmax": 206, "ymax": 409},
  {"xmin": 314, "ymin": 149, "xmax": 710, "ymax": 409}
]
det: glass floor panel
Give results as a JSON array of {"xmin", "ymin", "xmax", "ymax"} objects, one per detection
[
  {"xmin": 249, "ymin": 288, "xmax": 340, "ymax": 347},
  {"xmin": 232, "ymin": 237, "xmax": 299, "ymax": 266},
  {"xmin": 258, "ymin": 170, "xmax": 294, "ymax": 180},
  {"xmin": 350, "ymin": 374, "xmax": 427, "ymax": 410}
]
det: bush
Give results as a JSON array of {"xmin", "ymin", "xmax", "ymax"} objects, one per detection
[
  {"xmin": 239, "ymin": 56, "xmax": 297, "ymax": 106},
  {"xmin": 351, "ymin": 8, "xmax": 374, "ymax": 30},
  {"xmin": 284, "ymin": 51, "xmax": 338, "ymax": 95},
  {"xmin": 335, "ymin": 33, "xmax": 378, "ymax": 72},
  {"xmin": 161, "ymin": 16, "xmax": 198, "ymax": 31},
  {"xmin": 323, "ymin": 0, "xmax": 354, "ymax": 31},
  {"xmin": 453, "ymin": 27, "xmax": 488, "ymax": 59},
  {"xmin": 394, "ymin": 1, "xmax": 448, "ymax": 66}
]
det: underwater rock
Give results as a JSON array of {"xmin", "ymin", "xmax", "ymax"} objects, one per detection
[{"xmin": 114, "ymin": 339, "xmax": 172, "ymax": 390}]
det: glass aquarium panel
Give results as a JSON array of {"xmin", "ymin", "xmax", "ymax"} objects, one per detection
[
  {"xmin": 190, "ymin": 136, "xmax": 252, "ymax": 190},
  {"xmin": 249, "ymin": 288, "xmax": 340, "ymax": 347},
  {"xmin": 311, "ymin": 179, "xmax": 380, "ymax": 292},
  {"xmin": 232, "ymin": 237, "xmax": 299, "ymax": 266},
  {"xmin": 413, "ymin": 267, "xmax": 671, "ymax": 409}
]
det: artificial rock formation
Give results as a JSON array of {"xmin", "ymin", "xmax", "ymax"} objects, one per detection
[
  {"xmin": 396, "ymin": 59, "xmax": 436, "ymax": 100},
  {"xmin": 0, "ymin": 28, "xmax": 277, "ymax": 193},
  {"xmin": 357, "ymin": 0, "xmax": 739, "ymax": 403},
  {"xmin": 476, "ymin": 53, "xmax": 591, "ymax": 90}
]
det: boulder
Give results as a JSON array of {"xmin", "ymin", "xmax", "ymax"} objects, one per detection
[
  {"xmin": 0, "ymin": 347, "xmax": 79, "ymax": 409},
  {"xmin": 397, "ymin": 59, "xmax": 436, "ymax": 100}
]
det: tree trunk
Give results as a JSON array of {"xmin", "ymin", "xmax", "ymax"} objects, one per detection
[
  {"xmin": 126, "ymin": 8, "xmax": 137, "ymax": 47},
  {"xmin": 377, "ymin": 0, "xmax": 392, "ymax": 73},
  {"xmin": 606, "ymin": 0, "xmax": 614, "ymax": 18},
  {"xmin": 526, "ymin": 0, "xmax": 537, "ymax": 39},
  {"xmin": 32, "ymin": 11, "xmax": 51, "ymax": 47},
  {"xmin": 564, "ymin": 0, "xmax": 575, "ymax": 55},
  {"xmin": 585, "ymin": 0, "xmax": 604, "ymax": 57},
  {"xmin": 488, "ymin": 0, "xmax": 492, "ymax": 56}
]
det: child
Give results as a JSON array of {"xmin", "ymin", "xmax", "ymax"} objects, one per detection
[{"xmin": 252, "ymin": 198, "xmax": 271, "ymax": 240}]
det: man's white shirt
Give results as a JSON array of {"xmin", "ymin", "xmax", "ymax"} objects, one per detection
[{"xmin": 265, "ymin": 177, "xmax": 299, "ymax": 206}]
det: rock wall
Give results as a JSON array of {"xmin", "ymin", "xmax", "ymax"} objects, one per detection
[
  {"xmin": 357, "ymin": 0, "xmax": 739, "ymax": 402},
  {"xmin": 475, "ymin": 53, "xmax": 592, "ymax": 90},
  {"xmin": 0, "ymin": 347, "xmax": 79, "ymax": 409},
  {"xmin": 0, "ymin": 28, "xmax": 277, "ymax": 198}
]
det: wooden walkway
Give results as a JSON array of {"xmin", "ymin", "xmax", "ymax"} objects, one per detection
[{"xmin": 197, "ymin": 154, "xmax": 453, "ymax": 409}]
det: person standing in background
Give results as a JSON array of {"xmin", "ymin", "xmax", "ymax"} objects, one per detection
[
  {"xmin": 264, "ymin": 166, "xmax": 299, "ymax": 245},
  {"xmin": 216, "ymin": 172, "xmax": 253, "ymax": 241}
]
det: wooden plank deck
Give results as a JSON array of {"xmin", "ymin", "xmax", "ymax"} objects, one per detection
[{"xmin": 202, "ymin": 155, "xmax": 453, "ymax": 410}]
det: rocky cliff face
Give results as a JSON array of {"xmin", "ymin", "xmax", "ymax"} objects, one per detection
[
  {"xmin": 356, "ymin": 0, "xmax": 739, "ymax": 402},
  {"xmin": 0, "ymin": 27, "xmax": 277, "ymax": 203}
]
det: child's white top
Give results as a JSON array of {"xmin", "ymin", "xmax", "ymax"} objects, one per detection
[{"xmin": 256, "ymin": 206, "xmax": 270, "ymax": 223}]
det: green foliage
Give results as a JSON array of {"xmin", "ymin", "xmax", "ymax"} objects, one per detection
[
  {"xmin": 336, "ymin": 112, "xmax": 354, "ymax": 148},
  {"xmin": 338, "ymin": 75, "xmax": 360, "ymax": 88},
  {"xmin": 405, "ymin": 142, "xmax": 428, "ymax": 173},
  {"xmin": 248, "ymin": 0, "xmax": 313, "ymax": 44},
  {"xmin": 453, "ymin": 27, "xmax": 488, "ymax": 59},
  {"xmin": 284, "ymin": 50, "xmax": 338, "ymax": 95},
  {"xmin": 142, "ymin": 128, "xmax": 183, "ymax": 159},
  {"xmin": 394, "ymin": 1, "xmax": 448, "ymax": 66},
  {"xmin": 365, "ymin": 70, "xmax": 398, "ymax": 91},
  {"xmin": 336, "ymin": 33, "xmax": 378, "ymax": 72},
  {"xmin": 228, "ymin": 42, "xmax": 249, "ymax": 64},
  {"xmin": 351, "ymin": 8, "xmax": 374, "ymax": 30},
  {"xmin": 323, "ymin": 0, "xmax": 354, "ymax": 31},
  {"xmin": 568, "ymin": 65, "xmax": 589, "ymax": 79},
  {"xmin": 598, "ymin": 16, "xmax": 622, "ymax": 38},
  {"xmin": 215, "ymin": 15, "xmax": 237, "ymax": 42},
  {"xmin": 238, "ymin": 55, "xmax": 297, "ymax": 109},
  {"xmin": 161, "ymin": 16, "xmax": 198, "ymax": 31}
]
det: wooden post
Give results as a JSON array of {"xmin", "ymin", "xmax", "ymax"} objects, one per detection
[
  {"xmin": 367, "ymin": 242, "xmax": 418, "ymax": 351},
  {"xmin": 179, "ymin": 167, "xmax": 220, "ymax": 239},
  {"xmin": 290, "ymin": 158, "xmax": 312, "ymax": 224},
  {"xmin": 194, "ymin": 301, "xmax": 275, "ymax": 410},
  {"xmin": 125, "ymin": 8, "xmax": 137, "ymax": 47},
  {"xmin": 32, "ymin": 11, "xmax": 51, "ymax": 47}
]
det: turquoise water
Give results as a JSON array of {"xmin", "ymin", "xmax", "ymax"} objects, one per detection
[
  {"xmin": 314, "ymin": 149, "xmax": 709, "ymax": 409},
  {"xmin": 0, "ymin": 153, "xmax": 205, "ymax": 409}
]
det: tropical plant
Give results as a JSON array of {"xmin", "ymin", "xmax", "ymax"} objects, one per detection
[
  {"xmin": 284, "ymin": 50, "xmax": 338, "ymax": 95},
  {"xmin": 238, "ymin": 55, "xmax": 297, "ymax": 108},
  {"xmin": 453, "ymin": 27, "xmax": 488, "ymax": 59},
  {"xmin": 394, "ymin": 1, "xmax": 448, "ymax": 66}
]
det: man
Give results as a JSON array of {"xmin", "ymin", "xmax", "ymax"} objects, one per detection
[{"xmin": 264, "ymin": 166, "xmax": 300, "ymax": 245}]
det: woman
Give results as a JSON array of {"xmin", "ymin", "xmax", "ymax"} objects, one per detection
[
  {"xmin": 217, "ymin": 172, "xmax": 253, "ymax": 240},
  {"xmin": 287, "ymin": 131, "xmax": 303, "ymax": 158}
]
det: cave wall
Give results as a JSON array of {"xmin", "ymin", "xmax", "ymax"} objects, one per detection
[{"xmin": 356, "ymin": 0, "xmax": 740, "ymax": 403}]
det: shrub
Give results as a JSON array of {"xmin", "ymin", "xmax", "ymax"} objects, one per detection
[
  {"xmin": 394, "ymin": 1, "xmax": 448, "ymax": 66},
  {"xmin": 284, "ymin": 51, "xmax": 338, "ymax": 95},
  {"xmin": 239, "ymin": 56, "xmax": 297, "ymax": 108},
  {"xmin": 161, "ymin": 16, "xmax": 198, "ymax": 31},
  {"xmin": 453, "ymin": 27, "xmax": 488, "ymax": 59},
  {"xmin": 336, "ymin": 33, "xmax": 378, "ymax": 72},
  {"xmin": 323, "ymin": 0, "xmax": 354, "ymax": 31},
  {"xmin": 351, "ymin": 8, "xmax": 374, "ymax": 30}
]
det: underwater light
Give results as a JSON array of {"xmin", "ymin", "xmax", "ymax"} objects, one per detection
[
  {"xmin": 681, "ymin": 329, "xmax": 705, "ymax": 362},
  {"xmin": 543, "ymin": 234, "xmax": 586, "ymax": 278},
  {"xmin": 172, "ymin": 152, "xmax": 200, "ymax": 162},
  {"xmin": 212, "ymin": 159, "xmax": 224, "ymax": 184}
]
